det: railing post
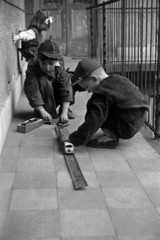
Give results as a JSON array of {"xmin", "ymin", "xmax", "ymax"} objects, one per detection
[
  {"xmin": 102, "ymin": 1, "xmax": 107, "ymax": 71},
  {"xmin": 121, "ymin": 0, "xmax": 125, "ymax": 76},
  {"xmin": 90, "ymin": 8, "xmax": 94, "ymax": 58},
  {"xmin": 156, "ymin": 0, "xmax": 160, "ymax": 137}
]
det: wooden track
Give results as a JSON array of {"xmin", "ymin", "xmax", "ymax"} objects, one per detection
[{"xmin": 55, "ymin": 126, "xmax": 88, "ymax": 190}]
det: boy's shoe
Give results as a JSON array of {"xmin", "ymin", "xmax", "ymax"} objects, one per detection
[
  {"xmin": 87, "ymin": 136, "xmax": 119, "ymax": 148},
  {"xmin": 87, "ymin": 128, "xmax": 119, "ymax": 148},
  {"xmin": 67, "ymin": 108, "xmax": 75, "ymax": 119}
]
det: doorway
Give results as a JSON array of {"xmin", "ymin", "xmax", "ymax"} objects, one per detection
[{"xmin": 40, "ymin": 0, "xmax": 94, "ymax": 58}]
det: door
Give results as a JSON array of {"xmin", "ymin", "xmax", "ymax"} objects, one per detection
[{"xmin": 40, "ymin": 0, "xmax": 93, "ymax": 58}]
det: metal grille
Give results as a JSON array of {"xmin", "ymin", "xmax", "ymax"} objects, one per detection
[
  {"xmin": 72, "ymin": 0, "xmax": 91, "ymax": 3},
  {"xmin": 43, "ymin": 0, "xmax": 62, "ymax": 5},
  {"xmin": 87, "ymin": 0, "xmax": 160, "ymax": 138}
]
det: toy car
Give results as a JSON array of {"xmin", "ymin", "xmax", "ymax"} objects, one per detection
[{"xmin": 63, "ymin": 141, "xmax": 74, "ymax": 154}]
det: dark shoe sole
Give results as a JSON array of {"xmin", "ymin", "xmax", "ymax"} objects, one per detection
[{"xmin": 87, "ymin": 139, "xmax": 119, "ymax": 149}]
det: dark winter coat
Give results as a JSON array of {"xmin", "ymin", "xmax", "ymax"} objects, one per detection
[
  {"xmin": 24, "ymin": 60, "xmax": 73, "ymax": 109},
  {"xmin": 69, "ymin": 74, "xmax": 149, "ymax": 146}
]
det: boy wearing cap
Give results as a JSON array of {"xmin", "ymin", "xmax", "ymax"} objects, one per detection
[
  {"xmin": 24, "ymin": 38, "xmax": 74, "ymax": 124},
  {"xmin": 66, "ymin": 59, "xmax": 149, "ymax": 148}
]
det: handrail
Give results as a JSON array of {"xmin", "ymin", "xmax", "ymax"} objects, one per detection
[{"xmin": 86, "ymin": 0, "xmax": 121, "ymax": 10}]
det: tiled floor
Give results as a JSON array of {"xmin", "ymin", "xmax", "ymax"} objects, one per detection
[{"xmin": 0, "ymin": 58, "xmax": 160, "ymax": 239}]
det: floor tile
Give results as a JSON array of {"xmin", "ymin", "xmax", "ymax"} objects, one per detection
[
  {"xmin": 16, "ymin": 157, "xmax": 55, "ymax": 172},
  {"xmin": 0, "ymin": 173, "xmax": 15, "ymax": 189},
  {"xmin": 118, "ymin": 234, "xmax": 160, "ymax": 240},
  {"xmin": 58, "ymin": 188, "xmax": 106, "ymax": 209},
  {"xmin": 109, "ymin": 208, "xmax": 160, "ymax": 235},
  {"xmin": 87, "ymin": 147, "xmax": 124, "ymax": 158},
  {"xmin": 102, "ymin": 187, "xmax": 154, "ymax": 209},
  {"xmin": 75, "ymin": 157, "xmax": 94, "ymax": 171},
  {"xmin": 10, "ymin": 189, "xmax": 58, "ymax": 210},
  {"xmin": 57, "ymin": 171, "xmax": 72, "ymax": 188},
  {"xmin": 0, "ymin": 156, "xmax": 18, "ymax": 172},
  {"xmin": 19, "ymin": 146, "xmax": 54, "ymax": 159},
  {"xmin": 24, "ymin": 125, "xmax": 54, "ymax": 138},
  {"xmin": 91, "ymin": 156, "xmax": 131, "ymax": 172},
  {"xmin": 61, "ymin": 237, "xmax": 118, "ymax": 240},
  {"xmin": 96, "ymin": 171, "xmax": 141, "ymax": 188},
  {"xmin": 120, "ymin": 145, "xmax": 160, "ymax": 158},
  {"xmin": 4, "ymin": 132, "xmax": 23, "ymax": 147},
  {"xmin": 145, "ymin": 187, "xmax": 160, "ymax": 207},
  {"xmin": 0, "ymin": 146, "xmax": 20, "ymax": 159},
  {"xmin": 135, "ymin": 171, "xmax": 160, "ymax": 188},
  {"xmin": 0, "ymin": 189, "xmax": 11, "ymax": 212},
  {"xmin": 3, "ymin": 210, "xmax": 59, "ymax": 239},
  {"xmin": 60, "ymin": 209, "xmax": 115, "ymax": 237},
  {"xmin": 74, "ymin": 146, "xmax": 90, "ymax": 158},
  {"xmin": 21, "ymin": 136, "xmax": 54, "ymax": 146},
  {"xmin": 83, "ymin": 171, "xmax": 99, "ymax": 188},
  {"xmin": 127, "ymin": 157, "xmax": 160, "ymax": 172},
  {"xmin": 0, "ymin": 212, "xmax": 7, "ymax": 239},
  {"xmin": 13, "ymin": 171, "xmax": 56, "ymax": 189},
  {"xmin": 29, "ymin": 238, "xmax": 60, "ymax": 240}
]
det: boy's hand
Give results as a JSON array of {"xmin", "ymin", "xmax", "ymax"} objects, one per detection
[
  {"xmin": 59, "ymin": 112, "xmax": 68, "ymax": 123},
  {"xmin": 12, "ymin": 33, "xmax": 20, "ymax": 44},
  {"xmin": 38, "ymin": 108, "xmax": 54, "ymax": 125}
]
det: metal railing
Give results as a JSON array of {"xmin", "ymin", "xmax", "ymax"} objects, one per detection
[{"xmin": 87, "ymin": 0, "xmax": 160, "ymax": 138}]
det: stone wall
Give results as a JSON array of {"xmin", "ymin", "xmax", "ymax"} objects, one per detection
[{"xmin": 0, "ymin": 0, "xmax": 27, "ymax": 153}]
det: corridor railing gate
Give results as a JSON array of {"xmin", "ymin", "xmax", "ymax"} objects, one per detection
[{"xmin": 87, "ymin": 0, "xmax": 160, "ymax": 138}]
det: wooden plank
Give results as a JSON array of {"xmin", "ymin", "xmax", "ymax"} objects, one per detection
[{"xmin": 55, "ymin": 126, "xmax": 88, "ymax": 190}]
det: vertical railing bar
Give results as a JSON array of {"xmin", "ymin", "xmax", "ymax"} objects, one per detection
[
  {"xmin": 156, "ymin": 0, "xmax": 160, "ymax": 135},
  {"xmin": 137, "ymin": 0, "xmax": 140, "ymax": 88},
  {"xmin": 117, "ymin": 1, "xmax": 119, "ymax": 73},
  {"xmin": 153, "ymin": 0, "xmax": 157, "ymax": 130},
  {"xmin": 130, "ymin": 0, "xmax": 133, "ymax": 83},
  {"xmin": 121, "ymin": 0, "xmax": 125, "ymax": 76},
  {"xmin": 115, "ymin": 1, "xmax": 117, "ymax": 72},
  {"xmin": 144, "ymin": 0, "xmax": 149, "ymax": 95},
  {"xmin": 107, "ymin": 6, "xmax": 110, "ymax": 70},
  {"xmin": 110, "ymin": 3, "xmax": 113, "ymax": 73},
  {"xmin": 90, "ymin": 8, "xmax": 93, "ymax": 58},
  {"xmin": 102, "ymin": 3, "xmax": 106, "ymax": 71},
  {"xmin": 127, "ymin": 0, "xmax": 130, "ymax": 78},
  {"xmin": 133, "ymin": 0, "xmax": 137, "ymax": 85},
  {"xmin": 112, "ymin": 3, "xmax": 114, "ymax": 72},
  {"xmin": 119, "ymin": 1, "xmax": 121, "ymax": 74},
  {"xmin": 140, "ymin": 0, "xmax": 144, "ymax": 92},
  {"xmin": 114, "ymin": 1, "xmax": 116, "ymax": 73},
  {"xmin": 149, "ymin": 0, "xmax": 153, "ymax": 99},
  {"xmin": 154, "ymin": 0, "xmax": 158, "ymax": 130},
  {"xmin": 116, "ymin": 1, "xmax": 118, "ymax": 73}
]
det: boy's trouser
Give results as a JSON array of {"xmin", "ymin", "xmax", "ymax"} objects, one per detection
[
  {"xmin": 101, "ymin": 108, "xmax": 147, "ymax": 139},
  {"xmin": 39, "ymin": 77, "xmax": 58, "ymax": 119},
  {"xmin": 38, "ymin": 75, "xmax": 85, "ymax": 118}
]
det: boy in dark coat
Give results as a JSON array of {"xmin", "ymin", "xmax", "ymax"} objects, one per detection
[
  {"xmin": 67, "ymin": 59, "xmax": 149, "ymax": 148},
  {"xmin": 24, "ymin": 38, "xmax": 73, "ymax": 124}
]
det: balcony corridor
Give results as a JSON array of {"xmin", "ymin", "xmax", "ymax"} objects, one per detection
[{"xmin": 0, "ymin": 58, "xmax": 160, "ymax": 240}]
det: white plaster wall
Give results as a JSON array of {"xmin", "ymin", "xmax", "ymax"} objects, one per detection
[{"xmin": 0, "ymin": 64, "xmax": 27, "ymax": 154}]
